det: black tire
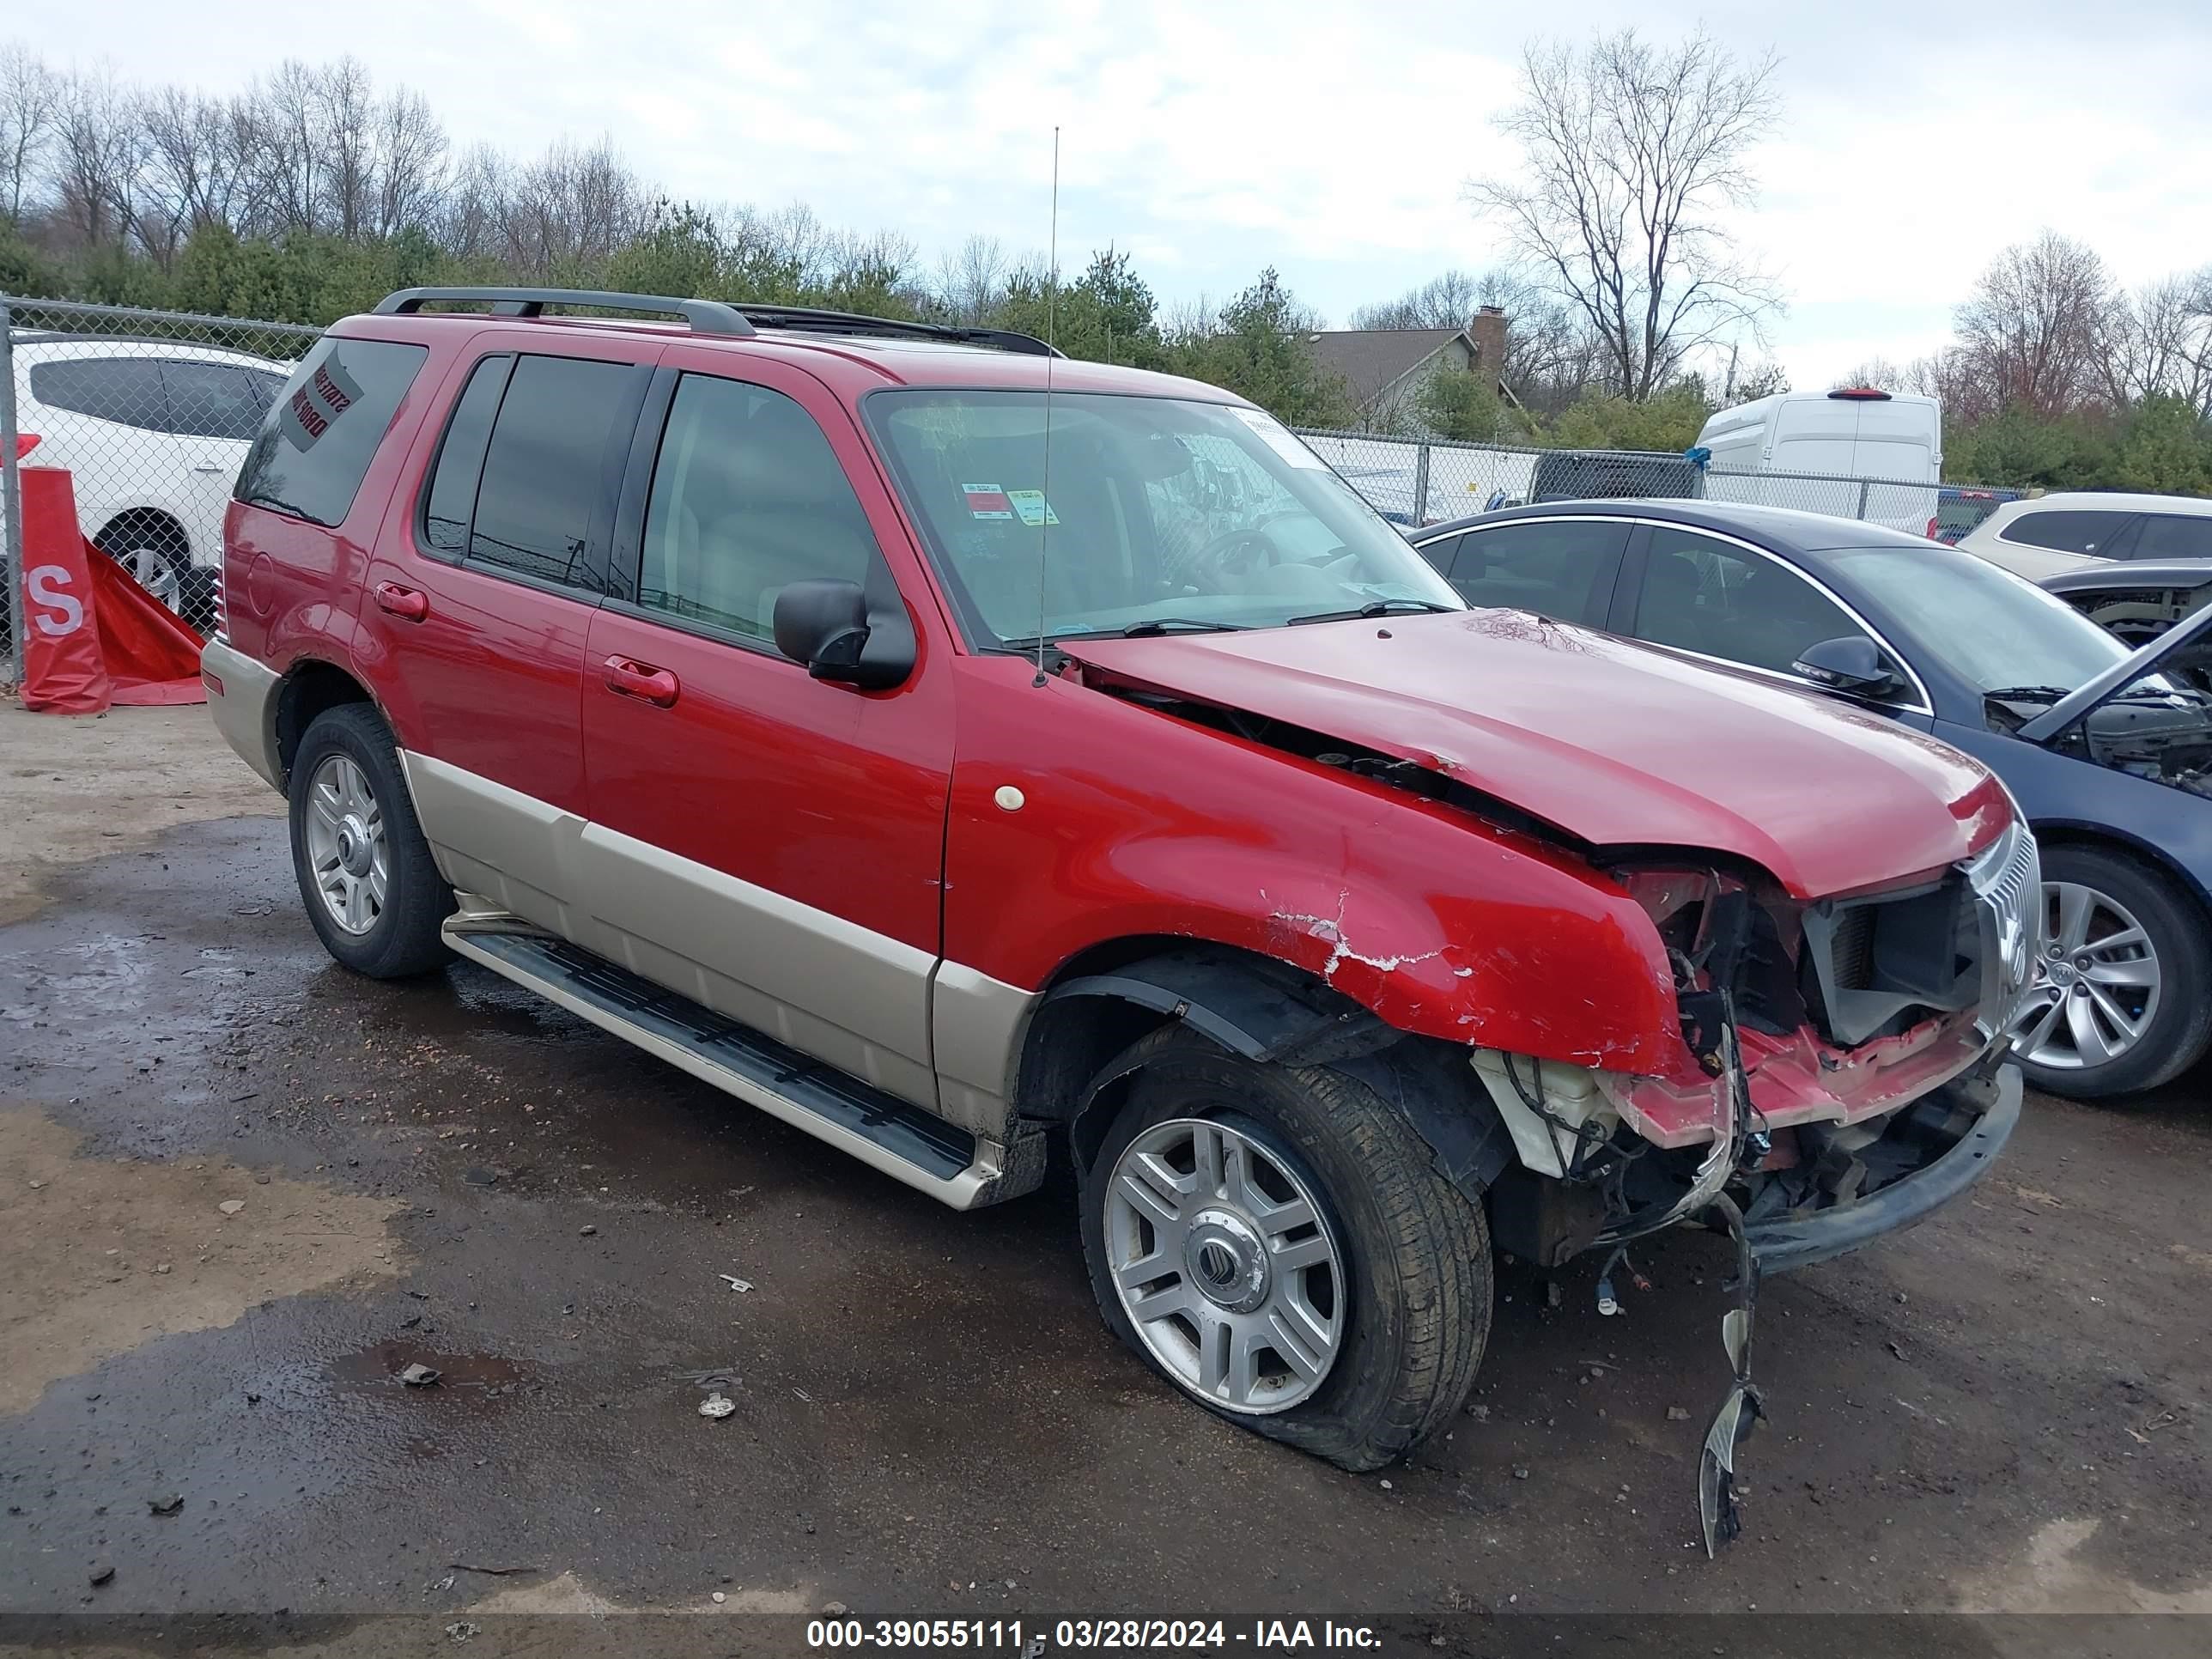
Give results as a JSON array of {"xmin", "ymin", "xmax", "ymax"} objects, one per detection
[
  {"xmin": 95, "ymin": 513, "xmax": 191, "ymax": 617},
  {"xmin": 287, "ymin": 703, "xmax": 454, "ymax": 979},
  {"xmin": 2018, "ymin": 843, "xmax": 2212, "ymax": 1098},
  {"xmin": 1079, "ymin": 1026, "xmax": 1491, "ymax": 1471}
]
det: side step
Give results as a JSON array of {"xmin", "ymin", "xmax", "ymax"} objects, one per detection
[{"xmin": 444, "ymin": 923, "xmax": 1012, "ymax": 1209}]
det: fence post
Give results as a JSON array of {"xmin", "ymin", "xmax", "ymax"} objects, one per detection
[
  {"xmin": 1855, "ymin": 479, "xmax": 1870, "ymax": 521},
  {"xmin": 1412, "ymin": 441, "xmax": 1431, "ymax": 526},
  {"xmin": 0, "ymin": 301, "xmax": 23, "ymax": 689}
]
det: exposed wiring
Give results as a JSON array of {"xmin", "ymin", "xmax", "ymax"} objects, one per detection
[{"xmin": 1501, "ymin": 1051, "xmax": 1611, "ymax": 1182}]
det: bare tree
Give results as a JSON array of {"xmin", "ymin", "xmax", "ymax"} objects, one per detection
[
  {"xmin": 1350, "ymin": 270, "xmax": 1486, "ymax": 330},
  {"xmin": 313, "ymin": 56, "xmax": 378, "ymax": 240},
  {"xmin": 374, "ymin": 85, "xmax": 447, "ymax": 238},
  {"xmin": 2100, "ymin": 271, "xmax": 2212, "ymax": 415},
  {"xmin": 1832, "ymin": 356, "xmax": 1905, "ymax": 392},
  {"xmin": 1467, "ymin": 27, "xmax": 1784, "ymax": 400},
  {"xmin": 48, "ymin": 65, "xmax": 143, "ymax": 251},
  {"xmin": 0, "ymin": 43, "xmax": 60, "ymax": 227},
  {"xmin": 935, "ymin": 233, "xmax": 1007, "ymax": 324},
  {"xmin": 1951, "ymin": 231, "xmax": 2113, "ymax": 420}
]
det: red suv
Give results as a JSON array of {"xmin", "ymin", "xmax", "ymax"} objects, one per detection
[{"xmin": 204, "ymin": 288, "xmax": 2032, "ymax": 1544}]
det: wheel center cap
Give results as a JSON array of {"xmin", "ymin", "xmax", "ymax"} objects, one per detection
[
  {"xmin": 335, "ymin": 815, "xmax": 374, "ymax": 878},
  {"xmin": 2047, "ymin": 959, "xmax": 2078, "ymax": 988},
  {"xmin": 1186, "ymin": 1209, "xmax": 1268, "ymax": 1313}
]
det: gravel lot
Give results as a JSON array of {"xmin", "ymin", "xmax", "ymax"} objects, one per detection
[{"xmin": 1, "ymin": 703, "xmax": 2206, "ymax": 1656}]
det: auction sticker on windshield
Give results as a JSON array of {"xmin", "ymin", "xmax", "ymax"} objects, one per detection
[
  {"xmin": 963, "ymin": 483, "xmax": 1015, "ymax": 520},
  {"xmin": 1007, "ymin": 489, "xmax": 1059, "ymax": 526}
]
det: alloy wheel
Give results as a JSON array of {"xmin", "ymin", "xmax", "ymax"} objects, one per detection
[
  {"xmin": 117, "ymin": 544, "xmax": 182, "ymax": 611},
  {"xmin": 1103, "ymin": 1116, "xmax": 1344, "ymax": 1415},
  {"xmin": 2009, "ymin": 880, "xmax": 2161, "ymax": 1071},
  {"xmin": 303, "ymin": 753, "xmax": 389, "ymax": 936}
]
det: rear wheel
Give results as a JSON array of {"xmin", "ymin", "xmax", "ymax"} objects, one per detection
[
  {"xmin": 287, "ymin": 704, "xmax": 453, "ymax": 978},
  {"xmin": 2010, "ymin": 844, "xmax": 2212, "ymax": 1097},
  {"xmin": 94, "ymin": 514, "xmax": 192, "ymax": 615},
  {"xmin": 1079, "ymin": 1027, "xmax": 1490, "ymax": 1470}
]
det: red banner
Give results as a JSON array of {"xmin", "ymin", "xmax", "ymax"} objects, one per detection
[{"xmin": 16, "ymin": 467, "xmax": 112, "ymax": 715}]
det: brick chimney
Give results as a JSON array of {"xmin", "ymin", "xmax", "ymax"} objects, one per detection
[{"xmin": 1469, "ymin": 305, "xmax": 1507, "ymax": 378}]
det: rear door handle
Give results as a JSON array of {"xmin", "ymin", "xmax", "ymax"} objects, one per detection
[
  {"xmin": 374, "ymin": 581, "xmax": 429, "ymax": 623},
  {"xmin": 602, "ymin": 655, "xmax": 680, "ymax": 708},
  {"xmin": 191, "ymin": 463, "xmax": 225, "ymax": 473}
]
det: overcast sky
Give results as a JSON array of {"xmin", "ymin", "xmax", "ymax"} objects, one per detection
[{"xmin": 44, "ymin": 0, "xmax": 2212, "ymax": 390}]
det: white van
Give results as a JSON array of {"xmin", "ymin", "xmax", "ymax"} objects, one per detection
[{"xmin": 1696, "ymin": 388, "xmax": 1942, "ymax": 535}]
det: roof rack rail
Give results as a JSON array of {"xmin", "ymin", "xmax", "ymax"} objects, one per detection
[
  {"xmin": 734, "ymin": 304, "xmax": 1064, "ymax": 358},
  {"xmin": 373, "ymin": 287, "xmax": 756, "ymax": 337}
]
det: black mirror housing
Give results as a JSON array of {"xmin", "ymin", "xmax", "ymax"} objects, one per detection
[
  {"xmin": 772, "ymin": 578, "xmax": 912, "ymax": 690},
  {"xmin": 1792, "ymin": 635, "xmax": 1900, "ymax": 696}
]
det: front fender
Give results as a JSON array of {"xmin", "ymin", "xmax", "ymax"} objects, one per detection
[{"xmin": 945, "ymin": 658, "xmax": 1687, "ymax": 1074}]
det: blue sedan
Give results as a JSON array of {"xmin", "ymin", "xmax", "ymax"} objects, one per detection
[{"xmin": 1410, "ymin": 501, "xmax": 2212, "ymax": 1099}]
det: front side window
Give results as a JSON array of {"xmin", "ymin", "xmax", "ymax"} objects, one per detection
[
  {"xmin": 1632, "ymin": 528, "xmax": 1863, "ymax": 678},
  {"xmin": 27, "ymin": 357, "xmax": 167, "ymax": 431},
  {"xmin": 2000, "ymin": 508, "xmax": 2134, "ymax": 556},
  {"xmin": 234, "ymin": 336, "xmax": 428, "ymax": 528},
  {"xmin": 1448, "ymin": 520, "xmax": 1625, "ymax": 626},
  {"xmin": 638, "ymin": 374, "xmax": 879, "ymax": 641},
  {"xmin": 160, "ymin": 361, "xmax": 276, "ymax": 441},
  {"xmin": 866, "ymin": 391, "xmax": 1458, "ymax": 644},
  {"xmin": 465, "ymin": 354, "xmax": 638, "ymax": 587}
]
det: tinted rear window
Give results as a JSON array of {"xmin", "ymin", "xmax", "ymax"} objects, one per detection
[
  {"xmin": 1999, "ymin": 508, "xmax": 2134, "ymax": 555},
  {"xmin": 465, "ymin": 354, "xmax": 638, "ymax": 587},
  {"xmin": 27, "ymin": 357, "xmax": 167, "ymax": 430},
  {"xmin": 163, "ymin": 361, "xmax": 286, "ymax": 441},
  {"xmin": 234, "ymin": 337, "xmax": 428, "ymax": 528}
]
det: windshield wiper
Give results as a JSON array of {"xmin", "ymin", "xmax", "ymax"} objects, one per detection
[
  {"xmin": 995, "ymin": 618, "xmax": 1245, "ymax": 653},
  {"xmin": 1115, "ymin": 617, "xmax": 1247, "ymax": 638},
  {"xmin": 1983, "ymin": 684, "xmax": 2075, "ymax": 705},
  {"xmin": 1285, "ymin": 599, "xmax": 1456, "ymax": 626}
]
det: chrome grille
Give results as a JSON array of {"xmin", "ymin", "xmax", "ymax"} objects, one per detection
[{"xmin": 1967, "ymin": 820, "xmax": 2042, "ymax": 1030}]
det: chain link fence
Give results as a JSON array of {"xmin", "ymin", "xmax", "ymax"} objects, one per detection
[
  {"xmin": 1291, "ymin": 428, "xmax": 2021, "ymax": 544},
  {"xmin": 2, "ymin": 295, "xmax": 324, "ymax": 678}
]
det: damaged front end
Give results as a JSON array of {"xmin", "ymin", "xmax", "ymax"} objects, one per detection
[{"xmin": 1477, "ymin": 821, "xmax": 2038, "ymax": 1553}]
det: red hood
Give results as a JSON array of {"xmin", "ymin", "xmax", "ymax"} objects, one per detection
[{"xmin": 1062, "ymin": 611, "xmax": 2010, "ymax": 899}]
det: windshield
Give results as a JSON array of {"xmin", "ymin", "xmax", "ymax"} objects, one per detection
[
  {"xmin": 1826, "ymin": 544, "xmax": 2132, "ymax": 697},
  {"xmin": 866, "ymin": 390, "xmax": 1461, "ymax": 645}
]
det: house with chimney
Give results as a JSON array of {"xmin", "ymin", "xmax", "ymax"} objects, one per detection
[{"xmin": 1305, "ymin": 304, "xmax": 1517, "ymax": 435}]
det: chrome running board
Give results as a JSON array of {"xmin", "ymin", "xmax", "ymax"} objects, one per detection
[{"xmin": 443, "ymin": 920, "xmax": 1033, "ymax": 1209}]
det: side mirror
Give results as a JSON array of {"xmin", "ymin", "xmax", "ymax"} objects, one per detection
[
  {"xmin": 1791, "ymin": 635, "xmax": 1901, "ymax": 697},
  {"xmin": 772, "ymin": 578, "xmax": 911, "ymax": 690}
]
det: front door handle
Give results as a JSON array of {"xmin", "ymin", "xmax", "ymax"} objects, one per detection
[
  {"xmin": 374, "ymin": 581, "xmax": 429, "ymax": 622},
  {"xmin": 191, "ymin": 463, "xmax": 225, "ymax": 474},
  {"xmin": 603, "ymin": 655, "xmax": 680, "ymax": 708}
]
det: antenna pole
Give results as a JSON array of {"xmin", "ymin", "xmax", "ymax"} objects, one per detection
[{"xmin": 1034, "ymin": 127, "xmax": 1060, "ymax": 689}]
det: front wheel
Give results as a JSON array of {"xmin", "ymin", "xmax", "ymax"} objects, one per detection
[
  {"xmin": 288, "ymin": 704, "xmax": 454, "ymax": 978},
  {"xmin": 1079, "ymin": 1027, "xmax": 1491, "ymax": 1470},
  {"xmin": 2010, "ymin": 844, "xmax": 2212, "ymax": 1097}
]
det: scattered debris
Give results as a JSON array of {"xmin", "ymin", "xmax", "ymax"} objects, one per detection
[
  {"xmin": 27, "ymin": 1181, "xmax": 44, "ymax": 1191},
  {"xmin": 445, "ymin": 1621, "xmax": 479, "ymax": 1643},
  {"xmin": 464, "ymin": 1168, "xmax": 497, "ymax": 1188},
  {"xmin": 1545, "ymin": 1281, "xmax": 1562, "ymax": 1310},
  {"xmin": 1465, "ymin": 1401, "xmax": 1489, "ymax": 1421},
  {"xmin": 428, "ymin": 1574, "xmax": 456, "ymax": 1593},
  {"xmin": 1667, "ymin": 1406, "xmax": 1692, "ymax": 1422},
  {"xmin": 88, "ymin": 1562, "xmax": 115, "ymax": 1587},
  {"xmin": 719, "ymin": 1274, "xmax": 753, "ymax": 1293},
  {"xmin": 217, "ymin": 1200, "xmax": 246, "ymax": 1216},
  {"xmin": 699, "ymin": 1393, "xmax": 737, "ymax": 1420},
  {"xmin": 823, "ymin": 1601, "xmax": 850, "ymax": 1616},
  {"xmin": 1510, "ymin": 1466, "xmax": 1529, "ymax": 1481},
  {"xmin": 712, "ymin": 1592, "xmax": 727, "ymax": 1605},
  {"xmin": 149, "ymin": 1494, "xmax": 183, "ymax": 1516},
  {"xmin": 579, "ymin": 1225, "xmax": 598, "ymax": 1237},
  {"xmin": 400, "ymin": 1363, "xmax": 442, "ymax": 1387},
  {"xmin": 1379, "ymin": 1479, "xmax": 1394, "ymax": 1490},
  {"xmin": 1887, "ymin": 1340, "xmax": 1906, "ymax": 1361},
  {"xmin": 450, "ymin": 1562, "xmax": 542, "ymax": 1577}
]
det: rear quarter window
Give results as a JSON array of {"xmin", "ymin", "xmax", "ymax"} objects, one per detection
[
  {"xmin": 27, "ymin": 357, "xmax": 168, "ymax": 430},
  {"xmin": 234, "ymin": 337, "xmax": 428, "ymax": 529},
  {"xmin": 1998, "ymin": 508, "xmax": 2135, "ymax": 556}
]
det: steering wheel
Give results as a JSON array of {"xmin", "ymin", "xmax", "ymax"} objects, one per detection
[{"xmin": 1185, "ymin": 526, "xmax": 1281, "ymax": 591}]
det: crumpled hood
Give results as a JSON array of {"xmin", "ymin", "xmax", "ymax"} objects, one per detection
[{"xmin": 1063, "ymin": 610, "xmax": 2010, "ymax": 899}]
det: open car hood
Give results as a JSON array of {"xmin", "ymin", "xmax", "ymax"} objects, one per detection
[{"xmin": 1063, "ymin": 611, "xmax": 2010, "ymax": 899}]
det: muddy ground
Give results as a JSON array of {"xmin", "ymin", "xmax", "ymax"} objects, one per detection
[{"xmin": 1, "ymin": 704, "xmax": 2208, "ymax": 1656}]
